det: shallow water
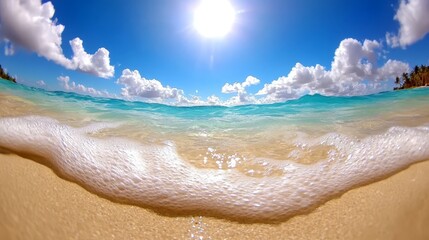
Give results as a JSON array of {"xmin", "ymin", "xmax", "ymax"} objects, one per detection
[{"xmin": 1, "ymin": 80, "xmax": 429, "ymax": 221}]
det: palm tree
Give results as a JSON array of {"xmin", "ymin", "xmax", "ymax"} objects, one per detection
[
  {"xmin": 402, "ymin": 72, "xmax": 410, "ymax": 88},
  {"xmin": 395, "ymin": 76, "xmax": 400, "ymax": 85},
  {"xmin": 0, "ymin": 64, "xmax": 17, "ymax": 83},
  {"xmin": 414, "ymin": 65, "xmax": 420, "ymax": 75},
  {"xmin": 394, "ymin": 76, "xmax": 402, "ymax": 89}
]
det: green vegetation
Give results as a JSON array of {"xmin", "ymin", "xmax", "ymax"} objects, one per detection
[
  {"xmin": 0, "ymin": 64, "xmax": 17, "ymax": 83},
  {"xmin": 394, "ymin": 65, "xmax": 429, "ymax": 90}
]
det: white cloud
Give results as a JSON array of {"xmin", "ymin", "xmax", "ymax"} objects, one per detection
[
  {"xmin": 222, "ymin": 76, "xmax": 260, "ymax": 94},
  {"xmin": 58, "ymin": 76, "xmax": 109, "ymax": 97},
  {"xmin": 116, "ymin": 69, "xmax": 230, "ymax": 106},
  {"xmin": 4, "ymin": 40, "xmax": 14, "ymax": 56},
  {"xmin": 175, "ymin": 94, "xmax": 223, "ymax": 106},
  {"xmin": 257, "ymin": 63, "xmax": 328, "ymax": 100},
  {"xmin": 222, "ymin": 76, "xmax": 260, "ymax": 104},
  {"xmin": 377, "ymin": 59, "xmax": 410, "ymax": 80},
  {"xmin": 115, "ymin": 45, "xmax": 408, "ymax": 106},
  {"xmin": 0, "ymin": 0, "xmax": 114, "ymax": 78},
  {"xmin": 331, "ymin": 39, "xmax": 380, "ymax": 81},
  {"xmin": 36, "ymin": 80, "xmax": 46, "ymax": 87},
  {"xmin": 117, "ymin": 69, "xmax": 183, "ymax": 100},
  {"xmin": 207, "ymin": 95, "xmax": 222, "ymax": 105},
  {"xmin": 116, "ymin": 69, "xmax": 227, "ymax": 106},
  {"xmin": 257, "ymin": 38, "xmax": 409, "ymax": 102},
  {"xmin": 0, "ymin": 0, "xmax": 69, "ymax": 65},
  {"xmin": 69, "ymin": 38, "xmax": 114, "ymax": 79},
  {"xmin": 386, "ymin": 0, "xmax": 429, "ymax": 48},
  {"xmin": 176, "ymin": 95, "xmax": 205, "ymax": 106}
]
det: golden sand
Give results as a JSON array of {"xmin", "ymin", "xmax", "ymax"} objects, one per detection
[
  {"xmin": 1, "ymin": 153, "xmax": 429, "ymax": 240},
  {"xmin": 1, "ymin": 92, "xmax": 429, "ymax": 239}
]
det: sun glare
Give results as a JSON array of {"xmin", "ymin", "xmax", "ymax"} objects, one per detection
[{"xmin": 193, "ymin": 0, "xmax": 236, "ymax": 38}]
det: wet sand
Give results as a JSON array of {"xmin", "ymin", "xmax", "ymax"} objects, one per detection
[{"xmin": 1, "ymin": 153, "xmax": 429, "ymax": 239}]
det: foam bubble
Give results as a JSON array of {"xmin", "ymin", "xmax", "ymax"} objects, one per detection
[{"xmin": 0, "ymin": 115, "xmax": 428, "ymax": 221}]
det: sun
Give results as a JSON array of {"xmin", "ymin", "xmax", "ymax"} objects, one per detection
[{"xmin": 193, "ymin": 0, "xmax": 236, "ymax": 38}]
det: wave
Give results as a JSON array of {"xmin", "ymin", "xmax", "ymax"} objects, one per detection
[
  {"xmin": 2, "ymin": 80, "xmax": 429, "ymax": 123},
  {"xmin": 1, "ymin": 115, "xmax": 428, "ymax": 221},
  {"xmin": 2, "ymin": 79, "xmax": 429, "ymax": 114}
]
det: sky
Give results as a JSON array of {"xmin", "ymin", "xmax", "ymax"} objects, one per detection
[{"xmin": 0, "ymin": 0, "xmax": 429, "ymax": 105}]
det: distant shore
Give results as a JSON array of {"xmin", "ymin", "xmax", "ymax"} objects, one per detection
[
  {"xmin": 0, "ymin": 65, "xmax": 16, "ymax": 83},
  {"xmin": 394, "ymin": 65, "xmax": 429, "ymax": 90},
  {"xmin": 1, "ymin": 153, "xmax": 429, "ymax": 239}
]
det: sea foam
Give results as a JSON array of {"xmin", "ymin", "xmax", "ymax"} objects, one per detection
[{"xmin": 0, "ymin": 115, "xmax": 428, "ymax": 221}]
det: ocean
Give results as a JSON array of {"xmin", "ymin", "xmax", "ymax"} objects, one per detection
[{"xmin": 1, "ymin": 79, "xmax": 429, "ymax": 221}]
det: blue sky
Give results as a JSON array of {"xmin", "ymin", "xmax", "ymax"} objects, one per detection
[{"xmin": 0, "ymin": 0, "xmax": 428, "ymax": 105}]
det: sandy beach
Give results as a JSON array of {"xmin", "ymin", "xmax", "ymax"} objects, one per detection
[
  {"xmin": 1, "ymin": 0, "xmax": 429, "ymax": 238},
  {"xmin": 1, "ymin": 153, "xmax": 429, "ymax": 240}
]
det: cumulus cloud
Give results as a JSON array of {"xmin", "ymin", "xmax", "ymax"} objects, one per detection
[
  {"xmin": 58, "ymin": 76, "xmax": 109, "ymax": 97},
  {"xmin": 0, "ymin": 0, "xmax": 69, "ymax": 64},
  {"xmin": 386, "ymin": 0, "xmax": 429, "ymax": 48},
  {"xmin": 69, "ymin": 38, "xmax": 114, "ymax": 78},
  {"xmin": 0, "ymin": 0, "xmax": 114, "ymax": 78},
  {"xmin": 377, "ymin": 59, "xmax": 410, "ymax": 80},
  {"xmin": 222, "ymin": 76, "xmax": 260, "ymax": 93},
  {"xmin": 116, "ymin": 69, "xmax": 227, "ymax": 106},
  {"xmin": 257, "ymin": 63, "xmax": 330, "ymax": 100},
  {"xmin": 222, "ymin": 76, "xmax": 261, "ymax": 104},
  {"xmin": 257, "ymin": 38, "xmax": 409, "ymax": 102},
  {"xmin": 207, "ymin": 95, "xmax": 222, "ymax": 105},
  {"xmin": 117, "ymin": 69, "xmax": 184, "ymax": 100}
]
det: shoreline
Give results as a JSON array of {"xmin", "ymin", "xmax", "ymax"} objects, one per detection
[{"xmin": 1, "ymin": 153, "xmax": 429, "ymax": 239}]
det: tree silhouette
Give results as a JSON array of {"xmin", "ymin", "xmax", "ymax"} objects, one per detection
[
  {"xmin": 394, "ymin": 65, "xmax": 429, "ymax": 90},
  {"xmin": 0, "ymin": 64, "xmax": 17, "ymax": 83}
]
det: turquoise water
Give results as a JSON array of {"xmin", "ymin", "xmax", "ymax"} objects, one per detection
[
  {"xmin": 2, "ymin": 79, "xmax": 429, "ymax": 124},
  {"xmin": 1, "ymin": 79, "xmax": 429, "ymax": 221}
]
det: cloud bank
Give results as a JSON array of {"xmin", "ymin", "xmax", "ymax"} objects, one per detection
[
  {"xmin": 117, "ymin": 69, "xmax": 184, "ymax": 100},
  {"xmin": 58, "ymin": 76, "xmax": 109, "ymax": 97},
  {"xmin": 0, "ymin": 0, "xmax": 114, "ymax": 78},
  {"xmin": 116, "ymin": 69, "xmax": 226, "ymax": 106},
  {"xmin": 0, "ymin": 1, "xmax": 414, "ymax": 106},
  {"xmin": 386, "ymin": 0, "xmax": 429, "ymax": 48},
  {"xmin": 116, "ymin": 37, "xmax": 409, "ymax": 106},
  {"xmin": 257, "ymin": 38, "xmax": 409, "ymax": 102},
  {"xmin": 222, "ymin": 76, "xmax": 261, "ymax": 104}
]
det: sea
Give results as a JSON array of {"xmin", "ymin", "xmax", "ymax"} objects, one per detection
[{"xmin": 1, "ymin": 79, "xmax": 429, "ymax": 221}]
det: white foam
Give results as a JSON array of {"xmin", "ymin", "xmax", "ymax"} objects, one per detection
[{"xmin": 0, "ymin": 115, "xmax": 428, "ymax": 221}]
